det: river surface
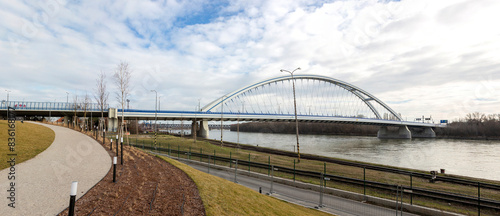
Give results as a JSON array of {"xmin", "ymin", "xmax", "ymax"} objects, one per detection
[{"xmin": 206, "ymin": 129, "xmax": 500, "ymax": 181}]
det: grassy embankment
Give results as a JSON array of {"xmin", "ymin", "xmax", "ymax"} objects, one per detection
[
  {"xmin": 128, "ymin": 134, "xmax": 500, "ymax": 215},
  {"xmin": 0, "ymin": 121, "xmax": 55, "ymax": 170},
  {"xmin": 158, "ymin": 155, "xmax": 332, "ymax": 216}
]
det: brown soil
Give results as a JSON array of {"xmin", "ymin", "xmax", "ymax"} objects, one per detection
[{"xmin": 57, "ymin": 133, "xmax": 206, "ymax": 216}]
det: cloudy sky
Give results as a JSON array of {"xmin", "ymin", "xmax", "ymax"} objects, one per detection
[{"xmin": 1, "ymin": 0, "xmax": 499, "ymax": 121}]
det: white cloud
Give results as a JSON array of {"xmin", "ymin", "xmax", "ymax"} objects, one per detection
[{"xmin": 1, "ymin": 0, "xmax": 499, "ymax": 120}]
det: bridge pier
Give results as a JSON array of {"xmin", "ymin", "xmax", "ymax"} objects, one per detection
[
  {"xmin": 198, "ymin": 120, "xmax": 209, "ymax": 138},
  {"xmin": 107, "ymin": 108, "xmax": 118, "ymax": 132},
  {"xmin": 64, "ymin": 116, "xmax": 69, "ymax": 126},
  {"xmin": 409, "ymin": 127, "xmax": 436, "ymax": 138},
  {"xmin": 377, "ymin": 126, "xmax": 411, "ymax": 139},
  {"xmin": 191, "ymin": 121, "xmax": 199, "ymax": 137}
]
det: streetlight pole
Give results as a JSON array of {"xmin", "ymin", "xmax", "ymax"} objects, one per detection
[
  {"xmin": 151, "ymin": 90, "xmax": 158, "ymax": 150},
  {"xmin": 220, "ymin": 95, "xmax": 227, "ymax": 147},
  {"xmin": 193, "ymin": 99, "xmax": 200, "ymax": 143},
  {"xmin": 66, "ymin": 92, "xmax": 69, "ymax": 103},
  {"xmin": 280, "ymin": 67, "xmax": 301, "ymax": 162}
]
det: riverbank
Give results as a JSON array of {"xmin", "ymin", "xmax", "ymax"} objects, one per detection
[
  {"xmin": 231, "ymin": 120, "xmax": 500, "ymax": 140},
  {"xmin": 131, "ymin": 134, "xmax": 500, "ymax": 215}
]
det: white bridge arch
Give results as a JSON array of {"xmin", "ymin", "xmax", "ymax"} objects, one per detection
[
  {"xmin": 201, "ymin": 75, "xmax": 403, "ymax": 121},
  {"xmin": 106, "ymin": 74, "xmax": 441, "ymax": 138}
]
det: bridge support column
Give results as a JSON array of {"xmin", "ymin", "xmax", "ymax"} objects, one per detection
[
  {"xmin": 64, "ymin": 116, "xmax": 68, "ymax": 124},
  {"xmin": 191, "ymin": 121, "xmax": 199, "ymax": 137},
  {"xmin": 107, "ymin": 108, "xmax": 118, "ymax": 132},
  {"xmin": 199, "ymin": 121, "xmax": 209, "ymax": 138},
  {"xmin": 409, "ymin": 127, "xmax": 436, "ymax": 138},
  {"xmin": 377, "ymin": 126, "xmax": 411, "ymax": 139}
]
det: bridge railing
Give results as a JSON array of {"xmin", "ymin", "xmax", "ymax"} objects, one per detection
[{"xmin": 0, "ymin": 101, "xmax": 107, "ymax": 111}]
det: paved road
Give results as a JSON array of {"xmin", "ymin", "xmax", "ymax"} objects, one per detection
[
  {"xmin": 173, "ymin": 156, "xmax": 418, "ymax": 216},
  {"xmin": 0, "ymin": 122, "xmax": 111, "ymax": 216}
]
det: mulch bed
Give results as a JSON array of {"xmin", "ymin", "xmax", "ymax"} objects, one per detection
[{"xmin": 58, "ymin": 134, "xmax": 206, "ymax": 215}]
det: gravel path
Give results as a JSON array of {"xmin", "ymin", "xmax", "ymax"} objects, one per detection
[{"xmin": 0, "ymin": 122, "xmax": 111, "ymax": 216}]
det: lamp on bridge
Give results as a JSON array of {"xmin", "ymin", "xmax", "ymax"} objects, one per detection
[
  {"xmin": 5, "ymin": 90, "xmax": 11, "ymax": 104},
  {"xmin": 280, "ymin": 67, "xmax": 301, "ymax": 162}
]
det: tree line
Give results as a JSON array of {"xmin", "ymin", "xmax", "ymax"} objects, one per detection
[
  {"xmin": 230, "ymin": 122, "xmax": 379, "ymax": 136},
  {"xmin": 435, "ymin": 112, "xmax": 500, "ymax": 139},
  {"xmin": 231, "ymin": 112, "xmax": 500, "ymax": 139}
]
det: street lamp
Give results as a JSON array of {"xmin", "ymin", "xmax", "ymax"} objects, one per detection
[
  {"xmin": 220, "ymin": 95, "xmax": 227, "ymax": 147},
  {"xmin": 151, "ymin": 90, "xmax": 158, "ymax": 150},
  {"xmin": 193, "ymin": 99, "xmax": 200, "ymax": 143},
  {"xmin": 66, "ymin": 92, "xmax": 69, "ymax": 103},
  {"xmin": 280, "ymin": 67, "xmax": 301, "ymax": 162}
]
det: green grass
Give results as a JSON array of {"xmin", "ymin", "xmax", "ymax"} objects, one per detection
[
  {"xmin": 0, "ymin": 120, "xmax": 55, "ymax": 170},
  {"xmin": 126, "ymin": 134, "xmax": 500, "ymax": 215},
  {"xmin": 158, "ymin": 155, "xmax": 333, "ymax": 216}
]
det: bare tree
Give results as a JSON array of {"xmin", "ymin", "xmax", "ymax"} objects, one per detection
[
  {"xmin": 94, "ymin": 70, "xmax": 109, "ymax": 137},
  {"xmin": 113, "ymin": 61, "xmax": 132, "ymax": 140},
  {"xmin": 82, "ymin": 92, "xmax": 91, "ymax": 131},
  {"xmin": 72, "ymin": 95, "xmax": 79, "ymax": 129}
]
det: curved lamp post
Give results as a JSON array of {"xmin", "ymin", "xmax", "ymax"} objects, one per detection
[
  {"xmin": 220, "ymin": 95, "xmax": 227, "ymax": 147},
  {"xmin": 280, "ymin": 67, "xmax": 301, "ymax": 162}
]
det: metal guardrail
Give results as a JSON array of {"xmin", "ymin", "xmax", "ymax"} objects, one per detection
[
  {"xmin": 0, "ymin": 101, "xmax": 107, "ymax": 111},
  {"xmin": 216, "ymin": 141, "xmax": 500, "ymax": 191},
  {"xmin": 131, "ymin": 143, "xmax": 500, "ymax": 212}
]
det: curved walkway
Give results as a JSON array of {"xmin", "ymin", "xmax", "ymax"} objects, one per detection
[{"xmin": 0, "ymin": 122, "xmax": 111, "ymax": 216}]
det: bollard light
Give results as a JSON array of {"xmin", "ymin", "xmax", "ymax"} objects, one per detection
[
  {"xmin": 120, "ymin": 137, "xmax": 124, "ymax": 165},
  {"xmin": 70, "ymin": 181, "xmax": 78, "ymax": 196},
  {"xmin": 68, "ymin": 181, "xmax": 78, "ymax": 216},
  {"xmin": 113, "ymin": 157, "xmax": 117, "ymax": 183},
  {"xmin": 110, "ymin": 139, "xmax": 113, "ymax": 151}
]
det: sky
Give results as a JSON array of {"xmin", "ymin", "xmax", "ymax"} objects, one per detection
[{"xmin": 1, "ymin": 0, "xmax": 499, "ymax": 122}]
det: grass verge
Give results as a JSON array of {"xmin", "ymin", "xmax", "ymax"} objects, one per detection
[
  {"xmin": 0, "ymin": 121, "xmax": 55, "ymax": 170},
  {"xmin": 157, "ymin": 155, "xmax": 332, "ymax": 216},
  {"xmin": 128, "ymin": 134, "xmax": 500, "ymax": 215}
]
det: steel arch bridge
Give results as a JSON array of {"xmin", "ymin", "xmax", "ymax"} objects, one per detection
[
  {"xmin": 201, "ymin": 75, "xmax": 402, "ymax": 121},
  {"xmin": 0, "ymin": 74, "xmax": 442, "ymax": 138}
]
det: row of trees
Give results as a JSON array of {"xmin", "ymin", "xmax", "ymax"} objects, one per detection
[
  {"xmin": 435, "ymin": 112, "xmax": 500, "ymax": 138},
  {"xmin": 69, "ymin": 61, "xmax": 131, "ymax": 140},
  {"xmin": 231, "ymin": 112, "xmax": 500, "ymax": 139},
  {"xmin": 230, "ymin": 122, "xmax": 379, "ymax": 136}
]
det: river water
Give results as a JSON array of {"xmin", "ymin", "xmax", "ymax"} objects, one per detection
[{"xmin": 207, "ymin": 129, "xmax": 500, "ymax": 181}]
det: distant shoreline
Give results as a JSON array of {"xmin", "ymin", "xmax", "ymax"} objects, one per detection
[{"xmin": 229, "ymin": 121, "xmax": 500, "ymax": 141}]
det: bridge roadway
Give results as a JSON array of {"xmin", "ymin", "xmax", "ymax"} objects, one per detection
[
  {"xmin": 0, "ymin": 103, "xmax": 442, "ymax": 138},
  {"xmin": 118, "ymin": 109, "xmax": 441, "ymax": 127},
  {"xmin": 0, "ymin": 104, "xmax": 440, "ymax": 128}
]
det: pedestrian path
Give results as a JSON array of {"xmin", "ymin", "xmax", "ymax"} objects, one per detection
[{"xmin": 0, "ymin": 122, "xmax": 111, "ymax": 216}]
